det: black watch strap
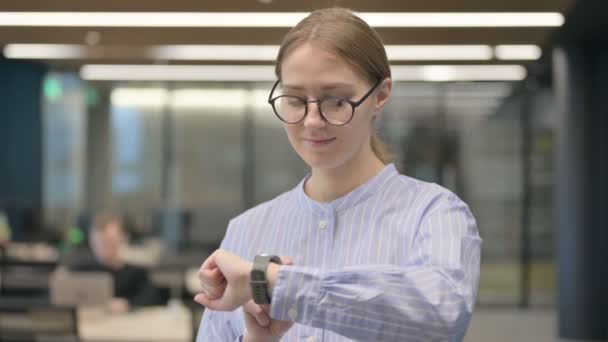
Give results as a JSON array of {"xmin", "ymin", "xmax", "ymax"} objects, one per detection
[{"xmin": 250, "ymin": 254, "xmax": 282, "ymax": 304}]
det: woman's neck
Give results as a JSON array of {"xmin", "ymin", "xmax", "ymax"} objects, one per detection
[{"xmin": 305, "ymin": 148, "xmax": 386, "ymax": 203}]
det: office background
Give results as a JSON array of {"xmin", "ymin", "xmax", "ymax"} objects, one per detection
[{"xmin": 1, "ymin": 0, "xmax": 606, "ymax": 341}]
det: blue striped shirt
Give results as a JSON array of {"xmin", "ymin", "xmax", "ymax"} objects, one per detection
[{"xmin": 197, "ymin": 164, "xmax": 481, "ymax": 341}]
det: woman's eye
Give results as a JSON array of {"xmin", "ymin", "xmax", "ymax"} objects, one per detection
[{"xmin": 287, "ymin": 98, "xmax": 302, "ymax": 105}]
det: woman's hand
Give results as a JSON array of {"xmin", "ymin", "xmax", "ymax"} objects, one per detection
[
  {"xmin": 243, "ymin": 301, "xmax": 294, "ymax": 342},
  {"xmin": 243, "ymin": 256, "xmax": 294, "ymax": 342},
  {"xmin": 194, "ymin": 249, "xmax": 253, "ymax": 311}
]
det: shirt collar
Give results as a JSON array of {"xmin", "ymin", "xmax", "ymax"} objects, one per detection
[{"xmin": 296, "ymin": 163, "xmax": 399, "ymax": 215}]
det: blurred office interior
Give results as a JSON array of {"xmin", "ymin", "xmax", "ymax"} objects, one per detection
[{"xmin": 0, "ymin": 0, "xmax": 606, "ymax": 341}]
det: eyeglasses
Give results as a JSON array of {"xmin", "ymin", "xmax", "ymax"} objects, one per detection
[{"xmin": 267, "ymin": 79, "xmax": 382, "ymax": 126}]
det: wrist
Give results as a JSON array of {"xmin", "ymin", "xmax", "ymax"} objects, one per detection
[
  {"xmin": 266, "ymin": 263, "xmax": 280, "ymax": 298},
  {"xmin": 242, "ymin": 261, "xmax": 254, "ymax": 301}
]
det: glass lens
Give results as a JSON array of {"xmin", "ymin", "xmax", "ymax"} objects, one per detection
[
  {"xmin": 320, "ymin": 98, "xmax": 353, "ymax": 125},
  {"xmin": 275, "ymin": 96, "xmax": 306, "ymax": 123}
]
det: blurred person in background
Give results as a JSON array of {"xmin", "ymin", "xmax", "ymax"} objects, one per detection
[
  {"xmin": 70, "ymin": 211, "xmax": 163, "ymax": 313},
  {"xmin": 195, "ymin": 7, "xmax": 481, "ymax": 342}
]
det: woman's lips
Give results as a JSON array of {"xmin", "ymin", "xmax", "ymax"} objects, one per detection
[{"xmin": 304, "ymin": 137, "xmax": 336, "ymax": 147}]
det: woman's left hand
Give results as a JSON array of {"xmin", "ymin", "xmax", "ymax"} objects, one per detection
[
  {"xmin": 242, "ymin": 255, "xmax": 294, "ymax": 342},
  {"xmin": 194, "ymin": 249, "xmax": 253, "ymax": 311}
]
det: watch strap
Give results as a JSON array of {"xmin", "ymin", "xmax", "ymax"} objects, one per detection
[{"xmin": 250, "ymin": 254, "xmax": 282, "ymax": 304}]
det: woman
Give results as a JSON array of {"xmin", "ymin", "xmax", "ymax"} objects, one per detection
[{"xmin": 195, "ymin": 8, "xmax": 481, "ymax": 342}]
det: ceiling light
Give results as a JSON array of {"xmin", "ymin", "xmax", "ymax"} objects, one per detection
[
  {"xmin": 148, "ymin": 45, "xmax": 279, "ymax": 61},
  {"xmin": 362, "ymin": 13, "xmax": 564, "ymax": 27},
  {"xmin": 81, "ymin": 65, "xmax": 276, "ymax": 81},
  {"xmin": 391, "ymin": 65, "xmax": 526, "ymax": 82},
  {"xmin": 7, "ymin": 43, "xmax": 498, "ymax": 61},
  {"xmin": 495, "ymin": 45, "xmax": 542, "ymax": 60},
  {"xmin": 385, "ymin": 45, "xmax": 492, "ymax": 60},
  {"xmin": 109, "ymin": 88, "xmax": 271, "ymax": 110},
  {"xmin": 4, "ymin": 44, "xmax": 86, "ymax": 59},
  {"xmin": 0, "ymin": 12, "xmax": 564, "ymax": 28},
  {"xmin": 81, "ymin": 64, "xmax": 526, "ymax": 82}
]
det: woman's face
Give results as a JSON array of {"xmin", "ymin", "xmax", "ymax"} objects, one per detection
[{"xmin": 278, "ymin": 43, "xmax": 390, "ymax": 171}]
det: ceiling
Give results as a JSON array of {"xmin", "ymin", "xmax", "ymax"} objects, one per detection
[{"xmin": 0, "ymin": 0, "xmax": 576, "ymax": 68}]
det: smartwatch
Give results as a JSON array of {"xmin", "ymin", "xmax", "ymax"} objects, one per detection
[{"xmin": 250, "ymin": 254, "xmax": 282, "ymax": 304}]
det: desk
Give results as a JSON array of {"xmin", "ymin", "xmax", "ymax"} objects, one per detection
[
  {"xmin": 0, "ymin": 296, "xmax": 77, "ymax": 340},
  {"xmin": 78, "ymin": 304, "xmax": 192, "ymax": 342}
]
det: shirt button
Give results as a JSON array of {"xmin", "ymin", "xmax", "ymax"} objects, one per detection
[
  {"xmin": 288, "ymin": 307, "xmax": 298, "ymax": 320},
  {"xmin": 318, "ymin": 220, "xmax": 328, "ymax": 229}
]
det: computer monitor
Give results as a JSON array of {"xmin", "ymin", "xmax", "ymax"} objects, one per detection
[{"xmin": 50, "ymin": 270, "xmax": 113, "ymax": 307}]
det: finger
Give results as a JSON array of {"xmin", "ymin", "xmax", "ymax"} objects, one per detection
[
  {"xmin": 259, "ymin": 304, "xmax": 270, "ymax": 314},
  {"xmin": 193, "ymin": 293, "xmax": 208, "ymax": 306},
  {"xmin": 200, "ymin": 267, "xmax": 226, "ymax": 286},
  {"xmin": 198, "ymin": 267, "xmax": 226, "ymax": 299},
  {"xmin": 200, "ymin": 251, "xmax": 220, "ymax": 271},
  {"xmin": 200, "ymin": 282, "xmax": 225, "ymax": 300},
  {"xmin": 194, "ymin": 293, "xmax": 237, "ymax": 312},
  {"xmin": 194, "ymin": 293, "xmax": 222, "ymax": 310},
  {"xmin": 244, "ymin": 301, "xmax": 270, "ymax": 327}
]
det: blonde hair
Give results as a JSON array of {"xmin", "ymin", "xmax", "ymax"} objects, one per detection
[{"xmin": 275, "ymin": 7, "xmax": 393, "ymax": 163}]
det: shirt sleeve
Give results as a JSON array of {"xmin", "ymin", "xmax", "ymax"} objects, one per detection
[{"xmin": 269, "ymin": 192, "xmax": 482, "ymax": 341}]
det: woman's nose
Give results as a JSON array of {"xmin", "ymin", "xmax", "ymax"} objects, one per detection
[{"xmin": 303, "ymin": 102, "xmax": 327, "ymax": 129}]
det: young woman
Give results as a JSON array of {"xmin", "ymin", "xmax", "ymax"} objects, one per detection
[{"xmin": 195, "ymin": 8, "xmax": 481, "ymax": 342}]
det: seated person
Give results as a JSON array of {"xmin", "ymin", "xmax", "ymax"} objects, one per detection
[{"xmin": 69, "ymin": 211, "xmax": 163, "ymax": 313}]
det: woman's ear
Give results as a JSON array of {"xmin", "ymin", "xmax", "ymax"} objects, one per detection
[{"xmin": 373, "ymin": 78, "xmax": 392, "ymax": 114}]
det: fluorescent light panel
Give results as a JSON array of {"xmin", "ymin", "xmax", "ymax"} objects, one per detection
[
  {"xmin": 148, "ymin": 45, "xmax": 278, "ymax": 61},
  {"xmin": 82, "ymin": 64, "xmax": 526, "ymax": 82},
  {"xmin": 82, "ymin": 65, "xmax": 277, "ymax": 81},
  {"xmin": 111, "ymin": 88, "xmax": 269, "ymax": 109},
  {"xmin": 4, "ymin": 44, "xmax": 86, "ymax": 59},
  {"xmin": 391, "ymin": 65, "xmax": 526, "ymax": 81},
  {"xmin": 153, "ymin": 44, "xmax": 496, "ymax": 61},
  {"xmin": 6, "ymin": 44, "xmax": 541, "ymax": 61},
  {"xmin": 0, "ymin": 12, "xmax": 564, "ymax": 28},
  {"xmin": 362, "ymin": 13, "xmax": 564, "ymax": 27},
  {"xmin": 495, "ymin": 45, "xmax": 542, "ymax": 60},
  {"xmin": 386, "ymin": 45, "xmax": 492, "ymax": 60}
]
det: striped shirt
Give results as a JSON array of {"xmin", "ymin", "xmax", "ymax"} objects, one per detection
[{"xmin": 196, "ymin": 163, "xmax": 482, "ymax": 342}]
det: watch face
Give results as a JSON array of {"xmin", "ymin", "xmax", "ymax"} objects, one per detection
[{"xmin": 251, "ymin": 269, "xmax": 266, "ymax": 281}]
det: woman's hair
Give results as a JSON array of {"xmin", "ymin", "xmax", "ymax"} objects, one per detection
[{"xmin": 275, "ymin": 7, "xmax": 393, "ymax": 163}]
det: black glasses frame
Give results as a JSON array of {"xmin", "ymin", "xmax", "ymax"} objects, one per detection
[{"xmin": 267, "ymin": 79, "xmax": 382, "ymax": 126}]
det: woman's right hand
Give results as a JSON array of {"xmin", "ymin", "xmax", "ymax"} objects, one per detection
[{"xmin": 243, "ymin": 256, "xmax": 294, "ymax": 342}]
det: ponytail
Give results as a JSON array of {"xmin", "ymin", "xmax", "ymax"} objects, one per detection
[{"xmin": 370, "ymin": 131, "xmax": 392, "ymax": 164}]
